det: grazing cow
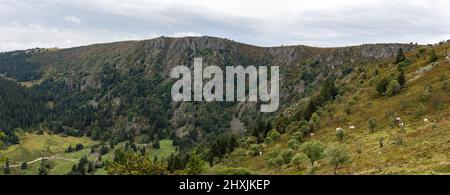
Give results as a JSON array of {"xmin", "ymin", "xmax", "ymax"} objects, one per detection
[
  {"xmin": 399, "ymin": 122, "xmax": 405, "ymax": 128},
  {"xmin": 424, "ymin": 118, "xmax": 429, "ymax": 123},
  {"xmin": 310, "ymin": 133, "xmax": 315, "ymax": 137},
  {"xmin": 395, "ymin": 117, "xmax": 402, "ymax": 123},
  {"xmin": 349, "ymin": 126, "xmax": 355, "ymax": 130}
]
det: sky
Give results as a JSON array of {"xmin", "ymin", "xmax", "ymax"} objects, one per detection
[{"xmin": 1, "ymin": 0, "xmax": 450, "ymax": 51}]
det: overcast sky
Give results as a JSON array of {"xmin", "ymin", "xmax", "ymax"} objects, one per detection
[{"xmin": 1, "ymin": 0, "xmax": 450, "ymax": 51}]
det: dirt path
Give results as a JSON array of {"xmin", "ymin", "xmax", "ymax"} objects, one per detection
[{"xmin": 9, "ymin": 156, "xmax": 76, "ymax": 168}]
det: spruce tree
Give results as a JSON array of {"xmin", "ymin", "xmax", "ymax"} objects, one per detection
[
  {"xmin": 3, "ymin": 160, "xmax": 10, "ymax": 175},
  {"xmin": 395, "ymin": 48, "xmax": 406, "ymax": 63},
  {"xmin": 398, "ymin": 71, "xmax": 406, "ymax": 87},
  {"xmin": 21, "ymin": 162, "xmax": 28, "ymax": 170}
]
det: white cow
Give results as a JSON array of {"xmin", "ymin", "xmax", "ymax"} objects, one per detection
[
  {"xmin": 349, "ymin": 126, "xmax": 356, "ymax": 130},
  {"xmin": 310, "ymin": 133, "xmax": 315, "ymax": 137},
  {"xmin": 424, "ymin": 118, "xmax": 429, "ymax": 123},
  {"xmin": 399, "ymin": 122, "xmax": 405, "ymax": 128}
]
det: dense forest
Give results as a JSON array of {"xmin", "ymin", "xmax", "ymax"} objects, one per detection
[
  {"xmin": 0, "ymin": 77, "xmax": 49, "ymax": 144},
  {"xmin": 0, "ymin": 50, "xmax": 43, "ymax": 81}
]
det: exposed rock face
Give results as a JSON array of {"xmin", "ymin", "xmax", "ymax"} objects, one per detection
[{"xmin": 35, "ymin": 36, "xmax": 417, "ymax": 77}]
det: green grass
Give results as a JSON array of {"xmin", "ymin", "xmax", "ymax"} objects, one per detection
[
  {"xmin": 0, "ymin": 134, "xmax": 176, "ymax": 175},
  {"xmin": 148, "ymin": 139, "xmax": 176, "ymax": 160},
  {"xmin": 0, "ymin": 133, "xmax": 97, "ymax": 163}
]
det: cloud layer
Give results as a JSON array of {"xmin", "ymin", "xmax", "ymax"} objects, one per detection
[{"xmin": 1, "ymin": 0, "xmax": 450, "ymax": 51}]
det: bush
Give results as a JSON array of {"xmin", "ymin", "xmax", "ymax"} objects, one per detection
[
  {"xmin": 429, "ymin": 49, "xmax": 438, "ymax": 63},
  {"xmin": 386, "ymin": 80, "xmax": 401, "ymax": 96},
  {"xmin": 393, "ymin": 134, "xmax": 404, "ymax": 146},
  {"xmin": 245, "ymin": 136, "xmax": 258, "ymax": 145},
  {"xmin": 185, "ymin": 152, "xmax": 207, "ymax": 175},
  {"xmin": 286, "ymin": 121, "xmax": 300, "ymax": 134},
  {"xmin": 325, "ymin": 145, "xmax": 351, "ymax": 175},
  {"xmin": 417, "ymin": 47, "xmax": 427, "ymax": 54},
  {"xmin": 421, "ymin": 85, "xmax": 432, "ymax": 102},
  {"xmin": 265, "ymin": 129, "xmax": 281, "ymax": 144},
  {"xmin": 415, "ymin": 103, "xmax": 426, "ymax": 118},
  {"xmin": 397, "ymin": 71, "xmax": 406, "ymax": 87},
  {"xmin": 267, "ymin": 156, "xmax": 284, "ymax": 172},
  {"xmin": 376, "ymin": 78, "xmax": 391, "ymax": 95},
  {"xmin": 378, "ymin": 136, "xmax": 385, "ymax": 148},
  {"xmin": 287, "ymin": 139, "xmax": 300, "ymax": 150},
  {"xmin": 335, "ymin": 128, "xmax": 346, "ymax": 141},
  {"xmin": 298, "ymin": 121, "xmax": 310, "ymax": 136},
  {"xmin": 344, "ymin": 102, "xmax": 354, "ymax": 115},
  {"xmin": 278, "ymin": 149, "xmax": 295, "ymax": 165},
  {"xmin": 292, "ymin": 131, "xmax": 304, "ymax": 141},
  {"xmin": 368, "ymin": 117, "xmax": 377, "ymax": 133},
  {"xmin": 300, "ymin": 140, "xmax": 325, "ymax": 167},
  {"xmin": 309, "ymin": 113, "xmax": 321, "ymax": 132},
  {"xmin": 291, "ymin": 152, "xmax": 308, "ymax": 169},
  {"xmin": 21, "ymin": 162, "xmax": 28, "ymax": 170},
  {"xmin": 355, "ymin": 141, "xmax": 363, "ymax": 153},
  {"xmin": 248, "ymin": 144, "xmax": 262, "ymax": 157}
]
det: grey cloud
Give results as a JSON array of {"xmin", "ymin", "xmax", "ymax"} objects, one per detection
[{"xmin": 0, "ymin": 0, "xmax": 449, "ymax": 51}]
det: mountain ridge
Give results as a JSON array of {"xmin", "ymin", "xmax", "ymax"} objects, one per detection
[{"xmin": 1, "ymin": 36, "xmax": 448, "ymax": 175}]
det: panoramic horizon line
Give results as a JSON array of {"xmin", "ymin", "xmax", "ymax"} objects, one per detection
[{"xmin": 3, "ymin": 35, "xmax": 447, "ymax": 53}]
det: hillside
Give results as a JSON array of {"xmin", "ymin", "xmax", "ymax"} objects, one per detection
[
  {"xmin": 0, "ymin": 36, "xmax": 448, "ymax": 175},
  {"xmin": 215, "ymin": 41, "xmax": 450, "ymax": 174}
]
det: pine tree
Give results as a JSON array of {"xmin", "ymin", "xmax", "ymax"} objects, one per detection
[
  {"xmin": 66, "ymin": 145, "xmax": 73, "ymax": 153},
  {"xmin": 3, "ymin": 160, "xmax": 10, "ymax": 175},
  {"xmin": 397, "ymin": 71, "xmax": 406, "ymax": 87},
  {"xmin": 395, "ymin": 48, "xmax": 406, "ymax": 63},
  {"xmin": 87, "ymin": 162, "xmax": 95, "ymax": 174},
  {"xmin": 38, "ymin": 160, "xmax": 48, "ymax": 175},
  {"xmin": 153, "ymin": 136, "xmax": 160, "ymax": 149},
  {"xmin": 77, "ymin": 163, "xmax": 86, "ymax": 175},
  {"xmin": 185, "ymin": 152, "xmax": 206, "ymax": 175},
  {"xmin": 21, "ymin": 162, "xmax": 28, "ymax": 170}
]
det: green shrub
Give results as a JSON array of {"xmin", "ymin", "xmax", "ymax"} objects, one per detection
[
  {"xmin": 280, "ymin": 149, "xmax": 295, "ymax": 164},
  {"xmin": 386, "ymin": 80, "xmax": 401, "ymax": 96},
  {"xmin": 309, "ymin": 113, "xmax": 321, "ymax": 132},
  {"xmin": 429, "ymin": 49, "xmax": 438, "ymax": 63},
  {"xmin": 287, "ymin": 139, "xmax": 300, "ymax": 150},
  {"xmin": 301, "ymin": 140, "xmax": 325, "ymax": 167},
  {"xmin": 335, "ymin": 128, "xmax": 346, "ymax": 141},
  {"xmin": 248, "ymin": 144, "xmax": 263, "ymax": 157},
  {"xmin": 415, "ymin": 103, "xmax": 426, "ymax": 118},
  {"xmin": 265, "ymin": 129, "xmax": 281, "ymax": 144},
  {"xmin": 291, "ymin": 152, "xmax": 308, "ymax": 169},
  {"xmin": 421, "ymin": 85, "xmax": 432, "ymax": 102},
  {"xmin": 368, "ymin": 117, "xmax": 377, "ymax": 133},
  {"xmin": 325, "ymin": 145, "xmax": 351, "ymax": 175},
  {"xmin": 393, "ymin": 134, "xmax": 404, "ymax": 146},
  {"xmin": 376, "ymin": 78, "xmax": 391, "ymax": 95}
]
